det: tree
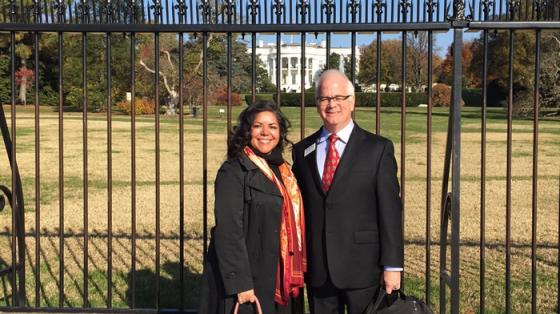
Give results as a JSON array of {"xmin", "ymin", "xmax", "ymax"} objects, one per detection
[
  {"xmin": 358, "ymin": 39, "xmax": 402, "ymax": 86},
  {"xmin": 469, "ymin": 30, "xmax": 559, "ymax": 115},
  {"xmin": 538, "ymin": 33, "xmax": 560, "ymax": 114},
  {"xmin": 136, "ymin": 33, "xmax": 273, "ymax": 113},
  {"xmin": 358, "ymin": 36, "xmax": 439, "ymax": 89},
  {"xmin": 437, "ymin": 41, "xmax": 479, "ymax": 88},
  {"xmin": 407, "ymin": 32, "xmax": 431, "ymax": 91},
  {"xmin": 0, "ymin": 32, "xmax": 37, "ymax": 105},
  {"xmin": 138, "ymin": 33, "xmax": 182, "ymax": 115},
  {"xmin": 15, "ymin": 64, "xmax": 34, "ymax": 105},
  {"xmin": 0, "ymin": 55, "xmax": 10, "ymax": 104}
]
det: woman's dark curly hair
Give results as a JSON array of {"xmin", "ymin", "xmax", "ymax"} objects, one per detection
[{"xmin": 228, "ymin": 100, "xmax": 292, "ymax": 158}]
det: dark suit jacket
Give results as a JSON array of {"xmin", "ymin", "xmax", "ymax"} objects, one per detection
[
  {"xmin": 199, "ymin": 154, "xmax": 288, "ymax": 314},
  {"xmin": 292, "ymin": 123, "xmax": 403, "ymax": 289}
]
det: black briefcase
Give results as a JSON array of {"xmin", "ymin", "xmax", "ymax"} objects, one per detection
[{"xmin": 363, "ymin": 287, "xmax": 433, "ymax": 314}]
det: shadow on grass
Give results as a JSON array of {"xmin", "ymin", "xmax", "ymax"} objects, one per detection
[
  {"xmin": 125, "ymin": 261, "xmax": 202, "ymax": 310},
  {"xmin": 0, "ymin": 257, "xmax": 13, "ymax": 307}
]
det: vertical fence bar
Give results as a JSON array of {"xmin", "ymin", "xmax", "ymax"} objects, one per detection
[
  {"xmin": 531, "ymin": 29, "xmax": 541, "ymax": 314},
  {"xmin": 189, "ymin": 0, "xmax": 193, "ymax": 23},
  {"xmin": 130, "ymin": 31, "xmax": 137, "ymax": 309},
  {"xmin": 300, "ymin": 31, "xmax": 306, "ymax": 140},
  {"xmin": 505, "ymin": 29, "xmax": 514, "ymax": 314},
  {"xmin": 276, "ymin": 32, "xmax": 281, "ymax": 106},
  {"xmin": 17, "ymin": 27, "xmax": 26, "ymax": 313},
  {"xmin": 165, "ymin": 0, "xmax": 169, "ymax": 23},
  {"xmin": 154, "ymin": 30, "xmax": 161, "ymax": 309},
  {"xmin": 202, "ymin": 31, "xmax": 208, "ymax": 256},
  {"xmin": 141, "ymin": 0, "xmax": 146, "ymax": 23},
  {"xmin": 375, "ymin": 31, "xmax": 381, "ymax": 134},
  {"xmin": 426, "ymin": 29, "xmax": 433, "ymax": 306},
  {"xmin": 49, "ymin": 0, "xmax": 54, "ymax": 23},
  {"xmin": 34, "ymin": 28, "xmax": 41, "ymax": 309},
  {"xmin": 250, "ymin": 2, "xmax": 257, "ymax": 103},
  {"xmin": 252, "ymin": 32, "xmax": 257, "ymax": 104},
  {"xmin": 450, "ymin": 25, "xmax": 462, "ymax": 314},
  {"xmin": 214, "ymin": 0, "xmax": 218, "ymax": 23},
  {"xmin": 67, "ymin": 0, "xmax": 73, "ymax": 22},
  {"xmin": 350, "ymin": 0, "xmax": 357, "ymax": 97},
  {"xmin": 10, "ymin": 29, "xmax": 17, "ymax": 308},
  {"xmin": 480, "ymin": 28, "xmax": 489, "ymax": 314},
  {"xmin": 57, "ymin": 29, "xmax": 65, "ymax": 309},
  {"xmin": 105, "ymin": 30, "xmax": 113, "ymax": 309},
  {"xmin": 82, "ymin": 29, "xmax": 89, "ymax": 309},
  {"xmin": 178, "ymin": 29, "xmax": 185, "ymax": 312},
  {"xmin": 400, "ymin": 29, "xmax": 407, "ymax": 283},
  {"xmin": 264, "ymin": 0, "xmax": 268, "ymax": 23},
  {"xmin": 226, "ymin": 31, "xmax": 232, "ymax": 136}
]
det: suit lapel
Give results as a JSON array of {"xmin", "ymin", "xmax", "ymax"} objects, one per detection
[
  {"xmin": 328, "ymin": 125, "xmax": 363, "ymax": 194},
  {"xmin": 304, "ymin": 130, "xmax": 325, "ymax": 196}
]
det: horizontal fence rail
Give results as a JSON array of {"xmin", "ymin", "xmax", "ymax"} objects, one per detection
[
  {"xmin": 0, "ymin": 0, "xmax": 559, "ymax": 313},
  {"xmin": 1, "ymin": 0, "xmax": 559, "ymax": 25}
]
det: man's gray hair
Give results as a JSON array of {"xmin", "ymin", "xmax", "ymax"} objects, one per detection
[{"xmin": 314, "ymin": 69, "xmax": 355, "ymax": 99}]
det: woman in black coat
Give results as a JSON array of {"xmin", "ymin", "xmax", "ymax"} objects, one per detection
[{"xmin": 199, "ymin": 101, "xmax": 306, "ymax": 314}]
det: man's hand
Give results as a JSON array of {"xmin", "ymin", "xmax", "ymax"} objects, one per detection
[
  {"xmin": 237, "ymin": 289, "xmax": 256, "ymax": 304},
  {"xmin": 383, "ymin": 271, "xmax": 401, "ymax": 294}
]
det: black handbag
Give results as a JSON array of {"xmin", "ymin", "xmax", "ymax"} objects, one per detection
[{"xmin": 363, "ymin": 287, "xmax": 433, "ymax": 314}]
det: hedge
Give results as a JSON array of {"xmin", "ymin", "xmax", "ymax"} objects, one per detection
[
  {"xmin": 462, "ymin": 88, "xmax": 482, "ymax": 106},
  {"xmin": 245, "ymin": 92, "xmax": 429, "ymax": 107},
  {"xmin": 246, "ymin": 91, "xmax": 485, "ymax": 107},
  {"xmin": 243, "ymin": 93, "xmax": 274, "ymax": 105}
]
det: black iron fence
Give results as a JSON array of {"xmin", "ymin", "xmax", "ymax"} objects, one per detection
[{"xmin": 0, "ymin": 0, "xmax": 559, "ymax": 313}]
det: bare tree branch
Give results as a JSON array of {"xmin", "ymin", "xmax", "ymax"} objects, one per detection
[
  {"xmin": 185, "ymin": 33, "xmax": 214, "ymax": 85},
  {"xmin": 139, "ymin": 59, "xmax": 178, "ymax": 98}
]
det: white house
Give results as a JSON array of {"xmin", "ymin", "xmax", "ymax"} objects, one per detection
[{"xmin": 252, "ymin": 40, "xmax": 360, "ymax": 93}]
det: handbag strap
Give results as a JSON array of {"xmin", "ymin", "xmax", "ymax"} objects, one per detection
[{"xmin": 233, "ymin": 298, "xmax": 263, "ymax": 314}]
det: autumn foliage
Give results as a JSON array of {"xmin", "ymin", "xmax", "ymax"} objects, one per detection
[
  {"xmin": 117, "ymin": 98, "xmax": 156, "ymax": 115},
  {"xmin": 216, "ymin": 89, "xmax": 242, "ymax": 106},
  {"xmin": 432, "ymin": 83, "xmax": 462, "ymax": 107}
]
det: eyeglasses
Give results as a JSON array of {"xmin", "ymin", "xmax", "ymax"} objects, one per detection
[{"xmin": 316, "ymin": 95, "xmax": 352, "ymax": 105}]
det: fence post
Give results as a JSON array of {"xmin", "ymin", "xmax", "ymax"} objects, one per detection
[{"xmin": 440, "ymin": 0, "xmax": 468, "ymax": 313}]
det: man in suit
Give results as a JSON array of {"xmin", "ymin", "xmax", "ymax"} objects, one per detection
[{"xmin": 292, "ymin": 69, "xmax": 404, "ymax": 313}]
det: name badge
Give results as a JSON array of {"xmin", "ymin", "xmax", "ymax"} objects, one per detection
[{"xmin": 304, "ymin": 143, "xmax": 316, "ymax": 157}]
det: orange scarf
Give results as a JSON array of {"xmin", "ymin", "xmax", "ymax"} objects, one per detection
[{"xmin": 244, "ymin": 147, "xmax": 307, "ymax": 305}]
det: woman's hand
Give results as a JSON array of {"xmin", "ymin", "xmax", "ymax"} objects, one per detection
[{"xmin": 237, "ymin": 289, "xmax": 256, "ymax": 304}]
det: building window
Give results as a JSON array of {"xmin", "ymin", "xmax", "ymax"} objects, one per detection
[
  {"xmin": 282, "ymin": 57, "xmax": 288, "ymax": 69},
  {"xmin": 291, "ymin": 57, "xmax": 298, "ymax": 68}
]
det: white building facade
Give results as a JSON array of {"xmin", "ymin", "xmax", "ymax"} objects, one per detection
[{"xmin": 253, "ymin": 41, "xmax": 360, "ymax": 93}]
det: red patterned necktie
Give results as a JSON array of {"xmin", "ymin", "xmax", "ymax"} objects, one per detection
[{"xmin": 322, "ymin": 134, "xmax": 340, "ymax": 192}]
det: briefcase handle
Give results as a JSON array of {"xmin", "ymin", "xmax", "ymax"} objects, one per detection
[
  {"xmin": 234, "ymin": 297, "xmax": 263, "ymax": 314},
  {"xmin": 372, "ymin": 287, "xmax": 406, "ymax": 311}
]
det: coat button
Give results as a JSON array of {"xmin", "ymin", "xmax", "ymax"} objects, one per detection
[
  {"xmin": 274, "ymin": 229, "xmax": 278, "ymax": 233},
  {"xmin": 229, "ymin": 271, "xmax": 236, "ymax": 277}
]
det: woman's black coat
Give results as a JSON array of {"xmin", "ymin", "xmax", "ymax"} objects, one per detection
[{"xmin": 199, "ymin": 153, "xmax": 285, "ymax": 314}]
